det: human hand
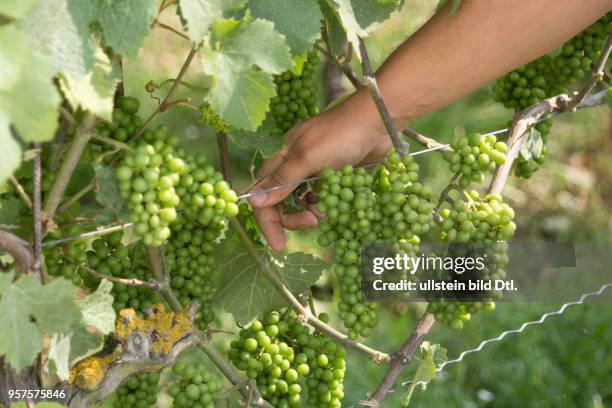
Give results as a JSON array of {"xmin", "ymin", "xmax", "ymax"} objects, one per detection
[{"xmin": 248, "ymin": 89, "xmax": 393, "ymax": 251}]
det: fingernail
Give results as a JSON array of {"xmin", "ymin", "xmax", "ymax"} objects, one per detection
[{"xmin": 248, "ymin": 192, "xmax": 267, "ymax": 207}]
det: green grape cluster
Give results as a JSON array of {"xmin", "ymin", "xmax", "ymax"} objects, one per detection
[
  {"xmin": 165, "ymin": 219, "xmax": 218, "ymax": 329},
  {"xmin": 111, "ymin": 372, "xmax": 160, "ymax": 408},
  {"xmin": 316, "ymin": 152, "xmax": 434, "ymax": 338},
  {"xmin": 95, "ymin": 96, "xmax": 144, "ymax": 160},
  {"xmin": 116, "ymin": 126, "xmax": 183, "ymax": 246},
  {"xmin": 431, "ymin": 193, "xmax": 516, "ymax": 329},
  {"xmin": 270, "ymin": 50, "xmax": 320, "ymax": 134},
  {"xmin": 44, "ymin": 224, "xmax": 88, "ymax": 285},
  {"xmin": 229, "ymin": 310, "xmax": 346, "ymax": 407},
  {"xmin": 85, "ymin": 234, "xmax": 158, "ymax": 316},
  {"xmin": 444, "ymin": 133, "xmax": 507, "ymax": 188},
  {"xmin": 229, "ymin": 311, "xmax": 303, "ymax": 407},
  {"xmin": 169, "ymin": 361, "xmax": 222, "ymax": 408},
  {"xmin": 199, "ymin": 103, "xmax": 227, "ymax": 133},
  {"xmin": 427, "ymin": 299, "xmax": 496, "ymax": 330},
  {"xmin": 438, "ymin": 191, "xmax": 516, "ymax": 242},
  {"xmin": 175, "ymin": 153, "xmax": 239, "ymax": 224},
  {"xmin": 492, "ymin": 57, "xmax": 558, "ymax": 109},
  {"xmin": 514, "ymin": 119, "xmax": 552, "ymax": 178},
  {"xmin": 551, "ymin": 13, "xmax": 611, "ymax": 84}
]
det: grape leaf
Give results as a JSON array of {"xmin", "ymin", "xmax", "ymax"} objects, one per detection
[
  {"xmin": 0, "ymin": 119, "xmax": 22, "ymax": 186},
  {"xmin": 19, "ymin": 0, "xmax": 94, "ymax": 79},
  {"xmin": 227, "ymin": 119, "xmax": 284, "ymax": 157},
  {"xmin": 177, "ymin": 0, "xmax": 246, "ymax": 42},
  {"xmin": 201, "ymin": 17, "xmax": 291, "ymax": 130},
  {"xmin": 0, "ymin": 0, "xmax": 35, "ymax": 18},
  {"xmin": 59, "ymin": 47, "xmax": 121, "ymax": 121},
  {"xmin": 0, "ymin": 25, "xmax": 29, "ymax": 90},
  {"xmin": 93, "ymin": 163, "xmax": 128, "ymax": 221},
  {"xmin": 248, "ymin": 0, "xmax": 323, "ymax": 56},
  {"xmin": 46, "ymin": 333, "xmax": 71, "ymax": 381},
  {"xmin": 0, "ymin": 272, "xmax": 42, "ymax": 372},
  {"xmin": 214, "ymin": 227, "xmax": 324, "ymax": 324},
  {"xmin": 45, "ymin": 280, "xmax": 115, "ymax": 380},
  {"xmin": 89, "ymin": 0, "xmax": 157, "ymax": 57},
  {"xmin": 204, "ymin": 57, "xmax": 276, "ymax": 131},
  {"xmin": 0, "ymin": 51, "xmax": 61, "ymax": 143},
  {"xmin": 402, "ymin": 342, "xmax": 447, "ymax": 406},
  {"xmin": 79, "ymin": 280, "xmax": 115, "ymax": 335},
  {"xmin": 0, "ymin": 273, "xmax": 81, "ymax": 371},
  {"xmin": 325, "ymin": 0, "xmax": 401, "ymax": 58}
]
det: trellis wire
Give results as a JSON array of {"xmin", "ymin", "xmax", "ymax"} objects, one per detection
[
  {"xmin": 348, "ymin": 281, "xmax": 612, "ymax": 406},
  {"xmin": 40, "ymin": 88, "xmax": 607, "ymax": 249}
]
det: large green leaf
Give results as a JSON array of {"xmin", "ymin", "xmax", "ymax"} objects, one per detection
[
  {"xmin": 0, "ymin": 273, "xmax": 81, "ymax": 371},
  {"xmin": 0, "ymin": 52, "xmax": 61, "ymax": 143},
  {"xmin": 0, "ymin": 119, "xmax": 22, "ymax": 186},
  {"xmin": 0, "ymin": 25, "xmax": 29, "ymax": 90},
  {"xmin": 201, "ymin": 17, "xmax": 291, "ymax": 131},
  {"xmin": 177, "ymin": 0, "xmax": 246, "ymax": 42},
  {"xmin": 19, "ymin": 0, "xmax": 94, "ymax": 79},
  {"xmin": 92, "ymin": 163, "xmax": 129, "ymax": 222},
  {"xmin": 248, "ymin": 0, "xmax": 322, "ymax": 56},
  {"xmin": 91, "ymin": 0, "xmax": 157, "ymax": 57},
  {"xmin": 59, "ymin": 47, "xmax": 121, "ymax": 121},
  {"xmin": 79, "ymin": 280, "xmax": 115, "ymax": 335},
  {"xmin": 214, "ymin": 227, "xmax": 324, "ymax": 324}
]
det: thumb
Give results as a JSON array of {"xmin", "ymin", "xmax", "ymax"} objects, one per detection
[{"xmin": 248, "ymin": 153, "xmax": 314, "ymax": 208}]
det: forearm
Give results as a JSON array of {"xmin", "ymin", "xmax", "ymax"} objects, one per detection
[{"xmin": 351, "ymin": 0, "xmax": 610, "ymax": 129}]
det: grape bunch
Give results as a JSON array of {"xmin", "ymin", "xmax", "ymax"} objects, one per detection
[
  {"xmin": 427, "ymin": 299, "xmax": 496, "ymax": 330},
  {"xmin": 44, "ymin": 224, "xmax": 88, "ymax": 285},
  {"xmin": 437, "ymin": 191, "xmax": 516, "ymax": 242},
  {"xmin": 270, "ymin": 50, "xmax": 320, "ymax": 134},
  {"xmin": 514, "ymin": 118, "xmax": 552, "ymax": 178},
  {"xmin": 111, "ymin": 372, "xmax": 160, "ymax": 408},
  {"xmin": 492, "ymin": 57, "xmax": 559, "ymax": 109},
  {"xmin": 229, "ymin": 311, "xmax": 303, "ymax": 407},
  {"xmin": 551, "ymin": 13, "xmax": 611, "ymax": 85},
  {"xmin": 85, "ymin": 235, "xmax": 159, "ymax": 316},
  {"xmin": 94, "ymin": 96, "xmax": 144, "ymax": 161},
  {"xmin": 316, "ymin": 152, "xmax": 434, "ymax": 338},
  {"xmin": 229, "ymin": 310, "xmax": 346, "ymax": 407},
  {"xmin": 169, "ymin": 361, "xmax": 223, "ymax": 408},
  {"xmin": 116, "ymin": 126, "xmax": 183, "ymax": 246},
  {"xmin": 165, "ymin": 219, "xmax": 218, "ymax": 329},
  {"xmin": 444, "ymin": 133, "xmax": 507, "ymax": 188}
]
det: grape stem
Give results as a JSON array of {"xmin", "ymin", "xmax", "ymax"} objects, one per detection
[
  {"xmin": 43, "ymin": 114, "xmax": 96, "ymax": 227},
  {"xmin": 78, "ymin": 263, "xmax": 160, "ymax": 289},
  {"xmin": 10, "ymin": 176, "xmax": 32, "ymax": 209},
  {"xmin": 145, "ymin": 245, "xmax": 183, "ymax": 311},
  {"xmin": 361, "ymin": 313, "xmax": 436, "ymax": 407},
  {"xmin": 129, "ymin": 44, "xmax": 200, "ymax": 142},
  {"xmin": 435, "ymin": 172, "xmax": 461, "ymax": 211},
  {"xmin": 357, "ymin": 38, "xmax": 407, "ymax": 157},
  {"xmin": 92, "ymin": 135, "xmax": 134, "ymax": 153},
  {"xmin": 57, "ymin": 182, "xmax": 96, "ymax": 216},
  {"xmin": 152, "ymin": 21, "xmax": 190, "ymax": 40},
  {"xmin": 31, "ymin": 144, "xmax": 43, "ymax": 283}
]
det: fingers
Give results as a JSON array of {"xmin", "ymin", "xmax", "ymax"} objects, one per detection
[
  {"xmin": 253, "ymin": 206, "xmax": 285, "ymax": 252},
  {"xmin": 281, "ymin": 210, "xmax": 318, "ymax": 230},
  {"xmin": 248, "ymin": 150, "xmax": 317, "ymax": 208}
]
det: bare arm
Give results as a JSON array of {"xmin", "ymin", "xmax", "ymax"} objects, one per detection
[{"xmin": 249, "ymin": 0, "xmax": 611, "ymax": 251}]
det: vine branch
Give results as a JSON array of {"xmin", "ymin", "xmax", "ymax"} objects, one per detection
[
  {"xmin": 31, "ymin": 144, "xmax": 43, "ymax": 282},
  {"xmin": 43, "ymin": 114, "xmax": 95, "ymax": 224},
  {"xmin": 357, "ymin": 38, "xmax": 406, "ymax": 157},
  {"xmin": 0, "ymin": 230, "xmax": 34, "ymax": 273},
  {"xmin": 361, "ymin": 313, "xmax": 436, "ymax": 407},
  {"xmin": 145, "ymin": 245, "xmax": 183, "ymax": 311},
  {"xmin": 78, "ymin": 263, "xmax": 160, "ymax": 289}
]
